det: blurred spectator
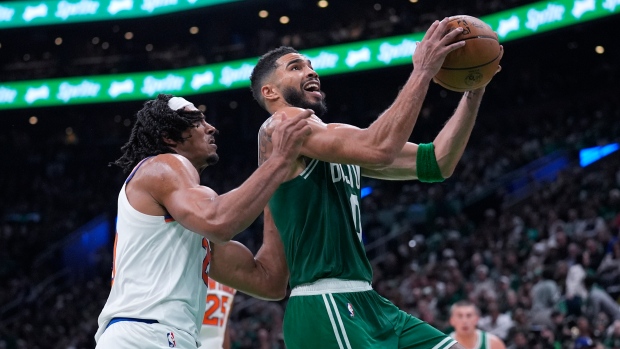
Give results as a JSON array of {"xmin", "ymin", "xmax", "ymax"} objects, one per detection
[
  {"xmin": 529, "ymin": 267, "xmax": 561, "ymax": 329},
  {"xmin": 1, "ymin": 2, "xmax": 619, "ymax": 347},
  {"xmin": 604, "ymin": 320, "xmax": 620, "ymax": 349},
  {"xmin": 470, "ymin": 264, "xmax": 497, "ymax": 302},
  {"xmin": 566, "ymin": 251, "xmax": 591, "ymax": 315},
  {"xmin": 507, "ymin": 329, "xmax": 529, "ymax": 349},
  {"xmin": 597, "ymin": 239, "xmax": 620, "ymax": 298},
  {"xmin": 574, "ymin": 316, "xmax": 597, "ymax": 349},
  {"xmin": 478, "ymin": 301, "xmax": 514, "ymax": 341},
  {"xmin": 583, "ymin": 275, "xmax": 620, "ymax": 323}
]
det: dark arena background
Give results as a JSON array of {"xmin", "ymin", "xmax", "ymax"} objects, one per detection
[{"xmin": 1, "ymin": 0, "xmax": 619, "ymax": 348}]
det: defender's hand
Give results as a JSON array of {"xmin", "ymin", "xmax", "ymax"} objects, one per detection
[{"xmin": 270, "ymin": 108, "xmax": 313, "ymax": 163}]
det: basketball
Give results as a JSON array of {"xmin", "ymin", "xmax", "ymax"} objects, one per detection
[{"xmin": 433, "ymin": 15, "xmax": 501, "ymax": 92}]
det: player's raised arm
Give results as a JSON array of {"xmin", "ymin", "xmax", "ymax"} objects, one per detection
[
  {"xmin": 358, "ymin": 87, "xmax": 486, "ymax": 181},
  {"xmin": 251, "ymin": 19, "xmax": 466, "ymax": 168},
  {"xmin": 361, "ymin": 47, "xmax": 504, "ymax": 181}
]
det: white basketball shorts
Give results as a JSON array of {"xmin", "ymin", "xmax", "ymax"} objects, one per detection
[{"xmin": 96, "ymin": 320, "xmax": 197, "ymax": 349}]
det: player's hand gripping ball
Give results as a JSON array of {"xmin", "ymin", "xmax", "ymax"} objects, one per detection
[{"xmin": 433, "ymin": 15, "xmax": 502, "ymax": 92}]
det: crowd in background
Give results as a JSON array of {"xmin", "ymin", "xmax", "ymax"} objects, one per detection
[
  {"xmin": 1, "ymin": 0, "xmax": 620, "ymax": 348},
  {"xmin": 225, "ymin": 98, "xmax": 620, "ymax": 349},
  {"xmin": 1, "ymin": 87, "xmax": 619, "ymax": 348},
  {"xmin": 1, "ymin": 0, "xmax": 538, "ymax": 81}
]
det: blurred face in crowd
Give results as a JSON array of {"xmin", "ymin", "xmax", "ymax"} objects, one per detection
[
  {"xmin": 568, "ymin": 243, "xmax": 580, "ymax": 258},
  {"xmin": 613, "ymin": 241, "xmax": 620, "ymax": 258},
  {"xmin": 577, "ymin": 316, "xmax": 590, "ymax": 333},
  {"xmin": 272, "ymin": 53, "xmax": 327, "ymax": 117},
  {"xmin": 513, "ymin": 332, "xmax": 528, "ymax": 348},
  {"xmin": 613, "ymin": 320, "xmax": 620, "ymax": 335},
  {"xmin": 556, "ymin": 230, "xmax": 567, "ymax": 247},
  {"xmin": 555, "ymin": 261, "xmax": 568, "ymax": 279},
  {"xmin": 450, "ymin": 304, "xmax": 479, "ymax": 336},
  {"xmin": 513, "ymin": 308, "xmax": 527, "ymax": 325}
]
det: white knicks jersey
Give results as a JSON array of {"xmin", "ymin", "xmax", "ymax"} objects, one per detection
[
  {"xmin": 95, "ymin": 170, "xmax": 211, "ymax": 346},
  {"xmin": 199, "ymin": 278, "xmax": 237, "ymax": 349}
]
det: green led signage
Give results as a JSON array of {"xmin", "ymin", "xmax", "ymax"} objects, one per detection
[
  {"xmin": 0, "ymin": 0, "xmax": 239, "ymax": 29},
  {"xmin": 0, "ymin": 0, "xmax": 618, "ymax": 110}
]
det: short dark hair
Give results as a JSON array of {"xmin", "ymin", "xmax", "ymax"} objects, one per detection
[
  {"xmin": 111, "ymin": 93, "xmax": 204, "ymax": 173},
  {"xmin": 250, "ymin": 46, "xmax": 299, "ymax": 110},
  {"xmin": 450, "ymin": 300, "xmax": 480, "ymax": 316}
]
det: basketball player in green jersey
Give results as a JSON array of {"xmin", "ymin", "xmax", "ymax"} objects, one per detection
[
  {"xmin": 250, "ymin": 18, "xmax": 503, "ymax": 349},
  {"xmin": 449, "ymin": 301, "xmax": 506, "ymax": 349}
]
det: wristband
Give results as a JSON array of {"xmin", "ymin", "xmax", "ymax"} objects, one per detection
[{"xmin": 416, "ymin": 143, "xmax": 444, "ymax": 183}]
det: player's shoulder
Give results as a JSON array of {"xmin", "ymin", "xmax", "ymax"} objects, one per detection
[
  {"xmin": 486, "ymin": 332, "xmax": 506, "ymax": 349},
  {"xmin": 139, "ymin": 154, "xmax": 199, "ymax": 182},
  {"xmin": 270, "ymin": 106, "xmax": 325, "ymax": 125}
]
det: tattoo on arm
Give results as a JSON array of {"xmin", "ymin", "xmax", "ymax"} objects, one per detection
[{"xmin": 258, "ymin": 118, "xmax": 273, "ymax": 166}]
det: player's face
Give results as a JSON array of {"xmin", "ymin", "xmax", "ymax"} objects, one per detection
[
  {"xmin": 176, "ymin": 108, "xmax": 219, "ymax": 169},
  {"xmin": 274, "ymin": 53, "xmax": 327, "ymax": 117},
  {"xmin": 450, "ymin": 306, "xmax": 479, "ymax": 335}
]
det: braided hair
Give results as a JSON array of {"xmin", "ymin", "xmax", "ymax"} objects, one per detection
[
  {"xmin": 111, "ymin": 93, "xmax": 204, "ymax": 173},
  {"xmin": 250, "ymin": 46, "xmax": 299, "ymax": 110}
]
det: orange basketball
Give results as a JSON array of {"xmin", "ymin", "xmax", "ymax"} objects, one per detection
[{"xmin": 433, "ymin": 15, "xmax": 501, "ymax": 92}]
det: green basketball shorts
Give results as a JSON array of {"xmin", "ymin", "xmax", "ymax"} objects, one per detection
[{"xmin": 283, "ymin": 279, "xmax": 456, "ymax": 349}]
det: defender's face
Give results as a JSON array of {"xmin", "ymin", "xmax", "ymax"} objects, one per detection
[
  {"xmin": 176, "ymin": 106, "xmax": 219, "ymax": 168},
  {"xmin": 273, "ymin": 53, "xmax": 327, "ymax": 116},
  {"xmin": 450, "ymin": 306, "xmax": 479, "ymax": 335}
]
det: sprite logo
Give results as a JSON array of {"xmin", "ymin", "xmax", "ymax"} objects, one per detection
[
  {"xmin": 306, "ymin": 51, "xmax": 339, "ymax": 70},
  {"xmin": 219, "ymin": 64, "xmax": 254, "ymax": 87},
  {"xmin": 141, "ymin": 75, "xmax": 184, "ymax": 95},
  {"xmin": 57, "ymin": 80, "xmax": 101, "ymax": 102},
  {"xmin": 377, "ymin": 39, "xmax": 417, "ymax": 64},
  {"xmin": 55, "ymin": 0, "xmax": 100, "ymax": 20},
  {"xmin": 525, "ymin": 3, "xmax": 565, "ymax": 31}
]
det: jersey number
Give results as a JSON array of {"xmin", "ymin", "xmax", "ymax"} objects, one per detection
[
  {"xmin": 203, "ymin": 294, "xmax": 231, "ymax": 327},
  {"xmin": 350, "ymin": 194, "xmax": 362, "ymax": 242}
]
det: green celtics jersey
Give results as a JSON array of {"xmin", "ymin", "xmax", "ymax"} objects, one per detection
[
  {"xmin": 269, "ymin": 159, "xmax": 372, "ymax": 289},
  {"xmin": 449, "ymin": 330, "xmax": 490, "ymax": 349}
]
